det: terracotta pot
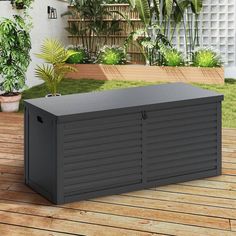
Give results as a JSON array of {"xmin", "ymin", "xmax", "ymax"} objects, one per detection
[{"xmin": 0, "ymin": 93, "xmax": 22, "ymax": 112}]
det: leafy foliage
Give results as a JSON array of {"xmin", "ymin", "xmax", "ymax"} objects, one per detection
[
  {"xmin": 127, "ymin": 0, "xmax": 204, "ymax": 63},
  {"xmin": 68, "ymin": 0, "xmax": 128, "ymax": 4},
  {"xmin": 133, "ymin": 0, "xmax": 151, "ymax": 27},
  {"xmin": 0, "ymin": 15, "xmax": 31, "ymax": 94},
  {"xmin": 66, "ymin": 46, "xmax": 89, "ymax": 64},
  {"xmin": 63, "ymin": 0, "xmax": 122, "ymax": 56},
  {"xmin": 35, "ymin": 39, "xmax": 77, "ymax": 96},
  {"xmin": 193, "ymin": 48, "xmax": 222, "ymax": 68},
  {"xmin": 97, "ymin": 46, "xmax": 127, "ymax": 65},
  {"xmin": 126, "ymin": 25, "xmax": 170, "ymax": 65},
  {"xmin": 103, "ymin": 0, "xmax": 129, "ymax": 3},
  {"xmin": 160, "ymin": 46, "xmax": 184, "ymax": 66},
  {"xmin": 12, "ymin": 0, "xmax": 34, "ymax": 9}
]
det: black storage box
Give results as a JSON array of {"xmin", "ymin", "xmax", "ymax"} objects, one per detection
[{"xmin": 24, "ymin": 83, "xmax": 224, "ymax": 204}]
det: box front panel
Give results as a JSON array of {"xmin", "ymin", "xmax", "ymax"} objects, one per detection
[
  {"xmin": 62, "ymin": 112, "xmax": 143, "ymax": 198},
  {"xmin": 145, "ymin": 102, "xmax": 221, "ymax": 183}
]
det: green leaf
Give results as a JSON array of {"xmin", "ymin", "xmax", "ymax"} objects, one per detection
[
  {"xmin": 131, "ymin": 0, "xmax": 151, "ymax": 27},
  {"xmin": 190, "ymin": 0, "xmax": 202, "ymax": 14},
  {"xmin": 163, "ymin": 0, "xmax": 173, "ymax": 17}
]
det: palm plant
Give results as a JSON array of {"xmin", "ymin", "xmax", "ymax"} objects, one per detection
[{"xmin": 35, "ymin": 39, "xmax": 77, "ymax": 96}]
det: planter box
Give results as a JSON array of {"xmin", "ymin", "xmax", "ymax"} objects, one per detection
[
  {"xmin": 67, "ymin": 64, "xmax": 224, "ymax": 84},
  {"xmin": 24, "ymin": 83, "xmax": 223, "ymax": 204}
]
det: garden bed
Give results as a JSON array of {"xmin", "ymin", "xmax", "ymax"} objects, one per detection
[{"xmin": 67, "ymin": 64, "xmax": 224, "ymax": 85}]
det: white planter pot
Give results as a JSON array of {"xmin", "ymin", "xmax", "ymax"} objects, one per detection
[{"xmin": 0, "ymin": 94, "xmax": 22, "ymax": 112}]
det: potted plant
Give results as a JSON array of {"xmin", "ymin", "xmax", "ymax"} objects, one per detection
[
  {"xmin": 0, "ymin": 15, "xmax": 31, "ymax": 112},
  {"xmin": 35, "ymin": 39, "xmax": 77, "ymax": 97},
  {"xmin": 11, "ymin": 0, "xmax": 34, "ymax": 9}
]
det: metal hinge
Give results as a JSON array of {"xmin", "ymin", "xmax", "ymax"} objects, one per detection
[{"xmin": 141, "ymin": 111, "xmax": 148, "ymax": 120}]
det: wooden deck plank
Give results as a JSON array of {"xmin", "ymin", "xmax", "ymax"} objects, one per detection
[
  {"xmin": 0, "ymin": 153, "xmax": 23, "ymax": 160},
  {"xmin": 229, "ymin": 220, "xmax": 236, "ymax": 232},
  {"xmin": 0, "ymin": 183, "xmax": 232, "ymax": 225},
  {"xmin": 155, "ymin": 184, "xmax": 236, "ymax": 199},
  {"xmin": 0, "ymin": 200, "xmax": 230, "ymax": 233},
  {"xmin": 0, "ymin": 191, "xmax": 230, "ymax": 231},
  {"xmin": 0, "ymin": 173, "xmax": 24, "ymax": 183},
  {"xmin": 207, "ymin": 175, "xmax": 236, "ymax": 183},
  {"xmin": 96, "ymin": 193, "xmax": 236, "ymax": 219},
  {"xmin": 223, "ymin": 163, "xmax": 236, "ymax": 169},
  {"xmin": 0, "ymin": 209, "xmax": 161, "ymax": 236},
  {"xmin": 0, "ymin": 223, "xmax": 76, "ymax": 236},
  {"xmin": 0, "ymin": 113, "xmax": 235, "ymax": 235},
  {"xmin": 179, "ymin": 179, "xmax": 236, "ymax": 191}
]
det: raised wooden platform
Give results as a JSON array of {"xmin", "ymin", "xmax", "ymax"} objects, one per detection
[
  {"xmin": 67, "ymin": 64, "xmax": 225, "ymax": 85},
  {"xmin": 0, "ymin": 113, "xmax": 235, "ymax": 235}
]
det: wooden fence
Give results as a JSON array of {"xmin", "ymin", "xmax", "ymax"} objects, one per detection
[{"xmin": 67, "ymin": 4, "xmax": 144, "ymax": 63}]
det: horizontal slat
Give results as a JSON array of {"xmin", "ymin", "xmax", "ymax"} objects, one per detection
[
  {"xmin": 64, "ymin": 113, "xmax": 141, "ymax": 129},
  {"xmin": 148, "ymin": 135, "xmax": 216, "ymax": 151},
  {"xmin": 148, "ymin": 103, "xmax": 217, "ymax": 118},
  {"xmin": 64, "ymin": 132, "xmax": 141, "ymax": 150},
  {"xmin": 64, "ymin": 167, "xmax": 142, "ymax": 186},
  {"xmin": 147, "ymin": 141, "xmax": 216, "ymax": 157},
  {"xmin": 148, "ymin": 160, "xmax": 217, "ymax": 180},
  {"xmin": 147, "ymin": 116, "xmax": 216, "ymax": 130},
  {"xmin": 64, "ymin": 153, "xmax": 141, "ymax": 169},
  {"xmin": 148, "ymin": 109, "xmax": 216, "ymax": 124},
  {"xmin": 148, "ymin": 155, "xmax": 217, "ymax": 170},
  {"xmin": 64, "ymin": 140, "xmax": 142, "ymax": 156},
  {"xmin": 65, "ymin": 146, "xmax": 141, "ymax": 161},
  {"xmin": 64, "ymin": 126, "xmax": 140, "ymax": 142},
  {"xmin": 148, "ymin": 129, "xmax": 217, "ymax": 144},
  {"xmin": 65, "ymin": 174, "xmax": 141, "ymax": 194},
  {"xmin": 64, "ymin": 160, "xmax": 141, "ymax": 178},
  {"xmin": 148, "ymin": 148, "xmax": 217, "ymax": 163},
  {"xmin": 148, "ymin": 122, "xmax": 217, "ymax": 137},
  {"xmin": 64, "ymin": 120, "xmax": 141, "ymax": 135}
]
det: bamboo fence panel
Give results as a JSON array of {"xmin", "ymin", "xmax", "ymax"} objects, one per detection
[{"xmin": 67, "ymin": 4, "xmax": 144, "ymax": 63}]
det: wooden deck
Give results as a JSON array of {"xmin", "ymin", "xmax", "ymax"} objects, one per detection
[{"xmin": 0, "ymin": 113, "xmax": 236, "ymax": 236}]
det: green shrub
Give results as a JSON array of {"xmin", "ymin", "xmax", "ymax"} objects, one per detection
[
  {"xmin": 193, "ymin": 48, "xmax": 222, "ymax": 67},
  {"xmin": 66, "ymin": 47, "xmax": 89, "ymax": 64},
  {"xmin": 97, "ymin": 46, "xmax": 127, "ymax": 65},
  {"xmin": 160, "ymin": 46, "xmax": 184, "ymax": 66}
]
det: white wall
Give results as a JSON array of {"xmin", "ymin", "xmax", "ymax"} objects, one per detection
[{"xmin": 0, "ymin": 0, "xmax": 69, "ymax": 87}]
